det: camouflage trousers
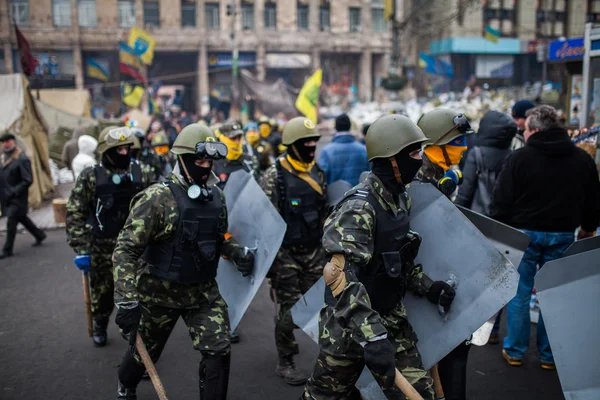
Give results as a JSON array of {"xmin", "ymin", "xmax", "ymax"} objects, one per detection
[
  {"xmin": 269, "ymin": 245, "xmax": 325, "ymax": 357},
  {"xmin": 130, "ymin": 280, "xmax": 231, "ymax": 366},
  {"xmin": 303, "ymin": 304, "xmax": 435, "ymax": 400},
  {"xmin": 89, "ymin": 240, "xmax": 116, "ymax": 322}
]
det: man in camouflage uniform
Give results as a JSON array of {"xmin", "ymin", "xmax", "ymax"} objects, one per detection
[
  {"xmin": 213, "ymin": 121, "xmax": 258, "ymax": 189},
  {"xmin": 66, "ymin": 126, "xmax": 154, "ymax": 347},
  {"xmin": 130, "ymin": 128, "xmax": 164, "ymax": 181},
  {"xmin": 416, "ymin": 109, "xmax": 473, "ymax": 400},
  {"xmin": 246, "ymin": 122, "xmax": 275, "ymax": 173},
  {"xmin": 303, "ymin": 115, "xmax": 457, "ymax": 400},
  {"xmin": 113, "ymin": 124, "xmax": 255, "ymax": 400},
  {"xmin": 260, "ymin": 117, "xmax": 328, "ymax": 385}
]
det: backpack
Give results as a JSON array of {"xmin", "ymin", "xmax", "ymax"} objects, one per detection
[{"xmin": 471, "ymin": 147, "xmax": 496, "ymax": 216}]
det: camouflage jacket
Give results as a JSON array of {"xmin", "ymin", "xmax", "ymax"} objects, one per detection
[
  {"xmin": 66, "ymin": 162, "xmax": 155, "ymax": 255},
  {"xmin": 322, "ymin": 172, "xmax": 432, "ymax": 344},
  {"xmin": 414, "ymin": 155, "xmax": 444, "ymax": 184},
  {"xmin": 112, "ymin": 173, "xmax": 243, "ymax": 308}
]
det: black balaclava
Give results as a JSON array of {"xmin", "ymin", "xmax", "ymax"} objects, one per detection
[
  {"xmin": 289, "ymin": 138, "xmax": 317, "ymax": 163},
  {"xmin": 103, "ymin": 147, "xmax": 131, "ymax": 170},
  {"xmin": 372, "ymin": 143, "xmax": 423, "ymax": 194},
  {"xmin": 180, "ymin": 154, "xmax": 212, "ymax": 186}
]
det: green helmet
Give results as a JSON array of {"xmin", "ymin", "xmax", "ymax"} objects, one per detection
[
  {"xmin": 151, "ymin": 132, "xmax": 169, "ymax": 147},
  {"xmin": 97, "ymin": 126, "xmax": 135, "ymax": 154},
  {"xmin": 218, "ymin": 121, "xmax": 244, "ymax": 139},
  {"xmin": 366, "ymin": 114, "xmax": 427, "ymax": 161},
  {"xmin": 282, "ymin": 117, "xmax": 320, "ymax": 146},
  {"xmin": 171, "ymin": 123, "xmax": 215, "ymax": 155},
  {"xmin": 417, "ymin": 108, "xmax": 473, "ymax": 146},
  {"xmin": 131, "ymin": 135, "xmax": 141, "ymax": 150}
]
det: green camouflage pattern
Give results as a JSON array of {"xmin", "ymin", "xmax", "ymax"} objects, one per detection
[
  {"xmin": 260, "ymin": 161, "xmax": 327, "ymax": 357},
  {"xmin": 302, "ymin": 171, "xmax": 434, "ymax": 399},
  {"xmin": 112, "ymin": 173, "xmax": 243, "ymax": 308},
  {"xmin": 65, "ymin": 163, "xmax": 154, "ymax": 320},
  {"xmin": 414, "ymin": 154, "xmax": 444, "ymax": 185},
  {"xmin": 138, "ymin": 149, "xmax": 166, "ymax": 180}
]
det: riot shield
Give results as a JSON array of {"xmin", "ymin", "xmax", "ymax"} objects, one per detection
[
  {"xmin": 216, "ymin": 170, "xmax": 286, "ymax": 332},
  {"xmin": 536, "ymin": 248, "xmax": 600, "ymax": 400},
  {"xmin": 326, "ymin": 180, "xmax": 353, "ymax": 208},
  {"xmin": 563, "ymin": 235, "xmax": 600, "ymax": 257},
  {"xmin": 404, "ymin": 182, "xmax": 520, "ymax": 369}
]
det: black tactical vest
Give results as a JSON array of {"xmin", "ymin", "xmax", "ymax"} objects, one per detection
[
  {"xmin": 277, "ymin": 160, "xmax": 327, "ymax": 248},
  {"xmin": 87, "ymin": 163, "xmax": 143, "ymax": 239},
  {"xmin": 145, "ymin": 181, "xmax": 223, "ymax": 284},
  {"xmin": 325, "ymin": 187, "xmax": 418, "ymax": 316},
  {"xmin": 213, "ymin": 155, "xmax": 253, "ymax": 189}
]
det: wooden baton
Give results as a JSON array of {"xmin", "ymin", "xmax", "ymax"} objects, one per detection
[
  {"xmin": 429, "ymin": 364, "xmax": 445, "ymax": 400},
  {"xmin": 82, "ymin": 273, "xmax": 93, "ymax": 337},
  {"xmin": 135, "ymin": 333, "xmax": 169, "ymax": 400},
  {"xmin": 395, "ymin": 368, "xmax": 424, "ymax": 400}
]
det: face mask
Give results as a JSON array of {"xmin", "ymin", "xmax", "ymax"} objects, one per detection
[
  {"xmin": 220, "ymin": 135, "xmax": 243, "ymax": 161},
  {"xmin": 103, "ymin": 147, "xmax": 131, "ymax": 170},
  {"xmin": 259, "ymin": 124, "xmax": 271, "ymax": 138},
  {"xmin": 246, "ymin": 131, "xmax": 260, "ymax": 146},
  {"xmin": 180, "ymin": 154, "xmax": 212, "ymax": 186},
  {"xmin": 289, "ymin": 138, "xmax": 317, "ymax": 163},
  {"xmin": 372, "ymin": 145, "xmax": 423, "ymax": 193},
  {"xmin": 424, "ymin": 143, "xmax": 466, "ymax": 171}
]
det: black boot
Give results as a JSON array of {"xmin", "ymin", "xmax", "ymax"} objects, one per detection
[
  {"xmin": 117, "ymin": 381, "xmax": 137, "ymax": 400},
  {"xmin": 0, "ymin": 251, "xmax": 13, "ymax": 260},
  {"xmin": 199, "ymin": 353, "xmax": 231, "ymax": 399},
  {"xmin": 93, "ymin": 318, "xmax": 108, "ymax": 347},
  {"xmin": 117, "ymin": 347, "xmax": 145, "ymax": 399},
  {"xmin": 276, "ymin": 355, "xmax": 308, "ymax": 386}
]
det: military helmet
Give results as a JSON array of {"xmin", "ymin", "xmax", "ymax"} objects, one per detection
[
  {"xmin": 171, "ymin": 123, "xmax": 215, "ymax": 155},
  {"xmin": 366, "ymin": 114, "xmax": 427, "ymax": 161},
  {"xmin": 219, "ymin": 121, "xmax": 244, "ymax": 138},
  {"xmin": 282, "ymin": 117, "xmax": 320, "ymax": 146},
  {"xmin": 258, "ymin": 116, "xmax": 271, "ymax": 126},
  {"xmin": 417, "ymin": 108, "xmax": 473, "ymax": 146},
  {"xmin": 131, "ymin": 135, "xmax": 141, "ymax": 150},
  {"xmin": 97, "ymin": 126, "xmax": 135, "ymax": 154}
]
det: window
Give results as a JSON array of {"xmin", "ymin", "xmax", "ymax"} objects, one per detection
[
  {"xmin": 78, "ymin": 0, "xmax": 97, "ymax": 27},
  {"xmin": 53, "ymin": 0, "xmax": 71, "ymax": 27},
  {"xmin": 10, "ymin": 0, "xmax": 29, "ymax": 25},
  {"xmin": 371, "ymin": 0, "xmax": 385, "ymax": 32},
  {"xmin": 264, "ymin": 3, "xmax": 276, "ymax": 30},
  {"xmin": 297, "ymin": 4, "xmax": 309, "ymax": 31},
  {"xmin": 144, "ymin": 1, "xmax": 160, "ymax": 28},
  {"xmin": 205, "ymin": 3, "xmax": 220, "ymax": 30},
  {"xmin": 349, "ymin": 7, "xmax": 361, "ymax": 32},
  {"xmin": 241, "ymin": 2, "xmax": 254, "ymax": 30},
  {"xmin": 319, "ymin": 5, "xmax": 330, "ymax": 31},
  {"xmin": 182, "ymin": 1, "xmax": 196, "ymax": 27},
  {"xmin": 118, "ymin": 0, "xmax": 136, "ymax": 27},
  {"xmin": 536, "ymin": 0, "xmax": 567, "ymax": 38}
]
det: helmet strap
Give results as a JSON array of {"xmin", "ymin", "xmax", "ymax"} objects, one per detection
[
  {"xmin": 291, "ymin": 143, "xmax": 304, "ymax": 162},
  {"xmin": 441, "ymin": 146, "xmax": 452, "ymax": 167},
  {"xmin": 178, "ymin": 155, "xmax": 195, "ymax": 185},
  {"xmin": 389, "ymin": 156, "xmax": 404, "ymax": 185}
]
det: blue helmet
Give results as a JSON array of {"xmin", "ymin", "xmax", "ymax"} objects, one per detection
[{"xmin": 244, "ymin": 122, "xmax": 259, "ymax": 132}]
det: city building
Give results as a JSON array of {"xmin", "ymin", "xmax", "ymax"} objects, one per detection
[{"xmin": 0, "ymin": 0, "xmax": 395, "ymax": 114}]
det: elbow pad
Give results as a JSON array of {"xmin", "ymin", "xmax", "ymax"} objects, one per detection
[{"xmin": 323, "ymin": 254, "xmax": 347, "ymax": 297}]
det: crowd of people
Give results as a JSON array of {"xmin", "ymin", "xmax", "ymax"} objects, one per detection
[{"xmin": 1, "ymin": 99, "xmax": 599, "ymax": 400}]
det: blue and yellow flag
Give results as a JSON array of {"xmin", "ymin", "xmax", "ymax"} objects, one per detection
[
  {"xmin": 128, "ymin": 27, "xmax": 156, "ymax": 65},
  {"xmin": 121, "ymin": 82, "xmax": 145, "ymax": 108},
  {"xmin": 295, "ymin": 69, "xmax": 322, "ymax": 124},
  {"xmin": 484, "ymin": 25, "xmax": 500, "ymax": 44},
  {"xmin": 87, "ymin": 58, "xmax": 109, "ymax": 81}
]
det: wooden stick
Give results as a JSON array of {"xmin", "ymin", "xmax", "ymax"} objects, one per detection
[
  {"xmin": 135, "ymin": 333, "xmax": 169, "ymax": 400},
  {"xmin": 430, "ymin": 364, "xmax": 445, "ymax": 399},
  {"xmin": 82, "ymin": 273, "xmax": 93, "ymax": 337},
  {"xmin": 395, "ymin": 368, "xmax": 424, "ymax": 400}
]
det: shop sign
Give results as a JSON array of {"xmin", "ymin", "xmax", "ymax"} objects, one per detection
[
  {"xmin": 265, "ymin": 53, "xmax": 311, "ymax": 69},
  {"xmin": 548, "ymin": 38, "xmax": 584, "ymax": 61},
  {"xmin": 208, "ymin": 52, "xmax": 256, "ymax": 69}
]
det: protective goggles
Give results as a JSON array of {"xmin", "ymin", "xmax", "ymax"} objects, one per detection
[
  {"xmin": 434, "ymin": 114, "xmax": 474, "ymax": 145},
  {"xmin": 195, "ymin": 140, "xmax": 228, "ymax": 160},
  {"xmin": 447, "ymin": 135, "xmax": 467, "ymax": 147},
  {"xmin": 105, "ymin": 127, "xmax": 133, "ymax": 146}
]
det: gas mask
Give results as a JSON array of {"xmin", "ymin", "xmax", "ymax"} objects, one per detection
[
  {"xmin": 178, "ymin": 140, "xmax": 228, "ymax": 200},
  {"xmin": 289, "ymin": 138, "xmax": 317, "ymax": 164},
  {"xmin": 372, "ymin": 143, "xmax": 423, "ymax": 194}
]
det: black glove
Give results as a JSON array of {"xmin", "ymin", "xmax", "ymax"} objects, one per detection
[
  {"xmin": 115, "ymin": 304, "xmax": 141, "ymax": 334},
  {"xmin": 232, "ymin": 247, "xmax": 255, "ymax": 277},
  {"xmin": 363, "ymin": 339, "xmax": 396, "ymax": 390},
  {"xmin": 426, "ymin": 281, "xmax": 456, "ymax": 312}
]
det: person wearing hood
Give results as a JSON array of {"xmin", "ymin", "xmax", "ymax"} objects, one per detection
[
  {"xmin": 62, "ymin": 126, "xmax": 88, "ymax": 173},
  {"xmin": 66, "ymin": 127, "xmax": 155, "ymax": 347},
  {"xmin": 72, "ymin": 135, "xmax": 99, "ymax": 180},
  {"xmin": 491, "ymin": 105, "xmax": 600, "ymax": 370},
  {"xmin": 0, "ymin": 133, "xmax": 46, "ymax": 260}
]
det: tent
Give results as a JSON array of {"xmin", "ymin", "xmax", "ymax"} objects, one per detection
[
  {"xmin": 0, "ymin": 74, "xmax": 54, "ymax": 209},
  {"xmin": 37, "ymin": 88, "xmax": 93, "ymax": 118}
]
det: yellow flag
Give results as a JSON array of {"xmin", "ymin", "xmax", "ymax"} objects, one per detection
[
  {"xmin": 121, "ymin": 83, "xmax": 145, "ymax": 108},
  {"xmin": 384, "ymin": 0, "xmax": 394, "ymax": 20},
  {"xmin": 295, "ymin": 69, "xmax": 322, "ymax": 124},
  {"xmin": 128, "ymin": 27, "xmax": 156, "ymax": 65}
]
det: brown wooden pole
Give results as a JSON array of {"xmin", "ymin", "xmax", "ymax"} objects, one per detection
[
  {"xmin": 135, "ymin": 333, "xmax": 169, "ymax": 400},
  {"xmin": 430, "ymin": 364, "xmax": 445, "ymax": 399},
  {"xmin": 394, "ymin": 368, "xmax": 424, "ymax": 400},
  {"xmin": 82, "ymin": 273, "xmax": 93, "ymax": 337}
]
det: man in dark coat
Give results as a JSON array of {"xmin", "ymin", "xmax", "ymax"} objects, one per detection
[{"xmin": 0, "ymin": 133, "xmax": 46, "ymax": 259}]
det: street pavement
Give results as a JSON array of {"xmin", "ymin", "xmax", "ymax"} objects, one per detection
[{"xmin": 0, "ymin": 229, "xmax": 566, "ymax": 400}]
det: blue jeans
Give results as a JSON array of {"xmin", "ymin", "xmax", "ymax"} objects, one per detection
[{"xmin": 503, "ymin": 230, "xmax": 574, "ymax": 363}]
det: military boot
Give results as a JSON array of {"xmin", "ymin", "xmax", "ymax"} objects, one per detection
[
  {"xmin": 117, "ymin": 382, "xmax": 137, "ymax": 400},
  {"xmin": 276, "ymin": 355, "xmax": 308, "ymax": 386},
  {"xmin": 199, "ymin": 353, "xmax": 230, "ymax": 399},
  {"xmin": 93, "ymin": 318, "xmax": 108, "ymax": 347}
]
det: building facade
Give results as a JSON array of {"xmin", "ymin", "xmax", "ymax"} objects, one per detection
[{"xmin": 0, "ymin": 0, "xmax": 393, "ymax": 113}]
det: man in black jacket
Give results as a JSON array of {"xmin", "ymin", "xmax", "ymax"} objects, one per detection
[
  {"xmin": 490, "ymin": 105, "xmax": 600, "ymax": 370},
  {"xmin": 0, "ymin": 133, "xmax": 46, "ymax": 260}
]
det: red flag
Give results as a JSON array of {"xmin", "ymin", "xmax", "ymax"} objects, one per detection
[{"xmin": 14, "ymin": 24, "xmax": 38, "ymax": 76}]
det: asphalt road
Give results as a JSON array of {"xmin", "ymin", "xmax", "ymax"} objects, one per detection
[{"xmin": 0, "ymin": 230, "xmax": 566, "ymax": 400}]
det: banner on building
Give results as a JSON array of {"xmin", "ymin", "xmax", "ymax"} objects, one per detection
[
  {"xmin": 87, "ymin": 58, "xmax": 110, "ymax": 81},
  {"xmin": 128, "ymin": 26, "xmax": 156, "ymax": 65},
  {"xmin": 295, "ymin": 69, "xmax": 322, "ymax": 124}
]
